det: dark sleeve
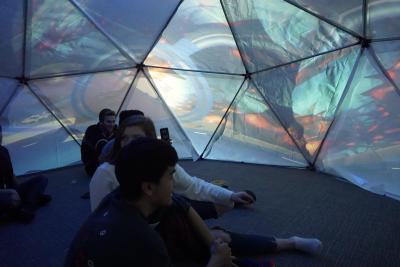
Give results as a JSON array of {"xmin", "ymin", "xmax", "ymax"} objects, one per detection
[
  {"xmin": 0, "ymin": 146, "xmax": 16, "ymax": 188},
  {"xmin": 81, "ymin": 126, "xmax": 97, "ymax": 164}
]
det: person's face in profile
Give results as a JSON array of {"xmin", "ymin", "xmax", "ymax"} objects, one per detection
[
  {"xmin": 120, "ymin": 125, "xmax": 146, "ymax": 148},
  {"xmin": 102, "ymin": 115, "xmax": 116, "ymax": 134},
  {"xmin": 151, "ymin": 165, "xmax": 175, "ymax": 207}
]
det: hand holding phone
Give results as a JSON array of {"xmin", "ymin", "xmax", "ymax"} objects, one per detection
[{"xmin": 160, "ymin": 128, "xmax": 171, "ymax": 144}]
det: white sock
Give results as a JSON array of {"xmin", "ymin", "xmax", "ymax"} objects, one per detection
[{"xmin": 291, "ymin": 236, "xmax": 323, "ymax": 255}]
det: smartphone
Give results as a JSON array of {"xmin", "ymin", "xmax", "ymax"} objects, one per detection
[{"xmin": 160, "ymin": 127, "xmax": 170, "ymax": 142}]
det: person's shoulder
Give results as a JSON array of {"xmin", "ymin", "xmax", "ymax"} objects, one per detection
[
  {"xmin": 86, "ymin": 123, "xmax": 100, "ymax": 132},
  {"xmin": 0, "ymin": 144, "xmax": 7, "ymax": 152},
  {"xmin": 0, "ymin": 145, "xmax": 10, "ymax": 158}
]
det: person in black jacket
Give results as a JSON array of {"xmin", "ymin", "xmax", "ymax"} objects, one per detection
[
  {"xmin": 81, "ymin": 108, "xmax": 116, "ymax": 177},
  {"xmin": 65, "ymin": 137, "xmax": 233, "ymax": 267},
  {"xmin": 0, "ymin": 125, "xmax": 51, "ymax": 223}
]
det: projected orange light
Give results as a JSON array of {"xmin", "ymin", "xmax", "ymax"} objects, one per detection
[
  {"xmin": 388, "ymin": 70, "xmax": 397, "ymax": 80},
  {"xmin": 231, "ymin": 49, "xmax": 241, "ymax": 59},
  {"xmin": 370, "ymin": 86, "xmax": 392, "ymax": 100},
  {"xmin": 368, "ymin": 124, "xmax": 378, "ymax": 132},
  {"xmin": 385, "ymin": 128, "xmax": 400, "ymax": 134},
  {"xmin": 373, "ymin": 135, "xmax": 384, "ymax": 141},
  {"xmin": 244, "ymin": 114, "xmax": 270, "ymax": 129},
  {"xmin": 305, "ymin": 141, "xmax": 319, "ymax": 155},
  {"xmin": 204, "ymin": 115, "xmax": 222, "ymax": 124}
]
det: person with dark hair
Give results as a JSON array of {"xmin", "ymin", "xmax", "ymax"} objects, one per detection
[
  {"xmin": 65, "ymin": 137, "xmax": 233, "ymax": 267},
  {"xmin": 0, "ymin": 126, "xmax": 51, "ymax": 223},
  {"xmin": 98, "ymin": 109, "xmax": 144, "ymax": 162},
  {"xmin": 93, "ymin": 114, "xmax": 256, "ymax": 219},
  {"xmin": 81, "ymin": 108, "xmax": 116, "ymax": 178}
]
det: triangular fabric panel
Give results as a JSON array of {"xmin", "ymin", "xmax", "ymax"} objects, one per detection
[
  {"xmin": 253, "ymin": 46, "xmax": 359, "ymax": 162},
  {"xmin": 0, "ymin": 78, "xmax": 19, "ymax": 113},
  {"xmin": 372, "ymin": 40, "xmax": 400, "ymax": 89},
  {"xmin": 145, "ymin": 0, "xmax": 245, "ymax": 74},
  {"xmin": 204, "ymin": 79, "xmax": 307, "ymax": 167},
  {"xmin": 26, "ymin": 0, "xmax": 133, "ymax": 78},
  {"xmin": 75, "ymin": 0, "xmax": 181, "ymax": 63},
  {"xmin": 290, "ymin": 0, "xmax": 364, "ymax": 36},
  {"xmin": 368, "ymin": 0, "xmax": 400, "ymax": 39},
  {"xmin": 29, "ymin": 69, "xmax": 137, "ymax": 141},
  {"xmin": 120, "ymin": 70, "xmax": 195, "ymax": 158},
  {"xmin": 0, "ymin": 85, "xmax": 80, "ymax": 175},
  {"xmin": 221, "ymin": 0, "xmax": 358, "ymax": 72},
  {"xmin": 146, "ymin": 68, "xmax": 244, "ymax": 155},
  {"xmin": 0, "ymin": 0, "xmax": 24, "ymax": 77},
  {"xmin": 316, "ymin": 49, "xmax": 400, "ymax": 199}
]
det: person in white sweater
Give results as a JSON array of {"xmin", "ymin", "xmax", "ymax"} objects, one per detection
[{"xmin": 90, "ymin": 115, "xmax": 255, "ymax": 218}]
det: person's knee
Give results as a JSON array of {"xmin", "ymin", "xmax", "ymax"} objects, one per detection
[{"xmin": 0, "ymin": 189, "xmax": 21, "ymax": 210}]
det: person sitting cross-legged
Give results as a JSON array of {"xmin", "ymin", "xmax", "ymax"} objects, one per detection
[
  {"xmin": 81, "ymin": 108, "xmax": 116, "ymax": 178},
  {"xmin": 0, "ymin": 132, "xmax": 51, "ymax": 223}
]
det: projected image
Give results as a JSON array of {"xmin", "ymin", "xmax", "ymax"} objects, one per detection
[
  {"xmin": 27, "ymin": 0, "xmax": 131, "ymax": 77},
  {"xmin": 147, "ymin": 68, "xmax": 243, "ymax": 154},
  {"xmin": 317, "ymin": 51, "xmax": 400, "ymax": 197},
  {"xmin": 30, "ymin": 69, "xmax": 136, "ymax": 141},
  {"xmin": 205, "ymin": 81, "xmax": 308, "ymax": 166},
  {"xmin": 1, "ymin": 86, "xmax": 80, "ymax": 174},
  {"xmin": 145, "ymin": 0, "xmax": 245, "ymax": 74},
  {"xmin": 253, "ymin": 47, "xmax": 359, "ymax": 161}
]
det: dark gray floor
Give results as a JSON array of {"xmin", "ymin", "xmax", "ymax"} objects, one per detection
[{"xmin": 1, "ymin": 160, "xmax": 400, "ymax": 267}]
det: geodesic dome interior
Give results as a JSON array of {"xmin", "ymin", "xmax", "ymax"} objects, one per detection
[{"xmin": 0, "ymin": 0, "xmax": 399, "ymax": 200}]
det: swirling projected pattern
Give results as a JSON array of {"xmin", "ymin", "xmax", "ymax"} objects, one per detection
[
  {"xmin": 316, "ymin": 50, "xmax": 400, "ymax": 198},
  {"xmin": 0, "ymin": 0, "xmax": 398, "ymax": 199},
  {"xmin": 145, "ymin": 0, "xmax": 245, "ymax": 74},
  {"xmin": 221, "ymin": 0, "xmax": 358, "ymax": 72}
]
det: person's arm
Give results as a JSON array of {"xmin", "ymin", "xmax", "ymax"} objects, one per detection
[
  {"xmin": 89, "ymin": 164, "xmax": 119, "ymax": 211},
  {"xmin": 173, "ymin": 164, "xmax": 234, "ymax": 207},
  {"xmin": 186, "ymin": 207, "xmax": 234, "ymax": 267},
  {"xmin": 81, "ymin": 128, "xmax": 96, "ymax": 164},
  {"xmin": 187, "ymin": 206, "xmax": 214, "ymax": 246}
]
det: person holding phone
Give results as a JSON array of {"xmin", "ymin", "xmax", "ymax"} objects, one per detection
[{"xmin": 92, "ymin": 116, "xmax": 255, "ymax": 219}]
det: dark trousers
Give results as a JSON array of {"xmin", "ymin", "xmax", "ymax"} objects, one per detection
[
  {"xmin": 0, "ymin": 189, "xmax": 21, "ymax": 212},
  {"xmin": 16, "ymin": 175, "xmax": 48, "ymax": 210},
  {"xmin": 229, "ymin": 231, "xmax": 277, "ymax": 256},
  {"xmin": 157, "ymin": 205, "xmax": 277, "ymax": 265}
]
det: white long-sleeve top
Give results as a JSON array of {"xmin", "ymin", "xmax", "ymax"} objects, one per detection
[{"xmin": 90, "ymin": 162, "xmax": 234, "ymax": 211}]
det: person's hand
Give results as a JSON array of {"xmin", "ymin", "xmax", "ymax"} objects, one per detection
[
  {"xmin": 208, "ymin": 239, "xmax": 236, "ymax": 267},
  {"xmin": 211, "ymin": 229, "xmax": 231, "ymax": 243},
  {"xmin": 231, "ymin": 191, "xmax": 255, "ymax": 205}
]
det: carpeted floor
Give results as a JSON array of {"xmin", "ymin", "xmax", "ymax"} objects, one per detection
[{"xmin": 1, "ymin": 160, "xmax": 399, "ymax": 267}]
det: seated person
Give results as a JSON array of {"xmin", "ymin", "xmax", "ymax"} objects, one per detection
[
  {"xmin": 65, "ymin": 137, "xmax": 233, "ymax": 267},
  {"xmin": 0, "ymin": 127, "xmax": 51, "ymax": 223},
  {"xmin": 81, "ymin": 108, "xmax": 116, "ymax": 177},
  {"xmin": 71, "ymin": 137, "xmax": 322, "ymax": 267},
  {"xmin": 91, "ymin": 115, "xmax": 255, "ymax": 218},
  {"xmin": 98, "ymin": 109, "xmax": 144, "ymax": 163}
]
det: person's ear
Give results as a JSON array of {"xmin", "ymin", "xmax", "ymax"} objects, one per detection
[{"xmin": 141, "ymin": 182, "xmax": 154, "ymax": 197}]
